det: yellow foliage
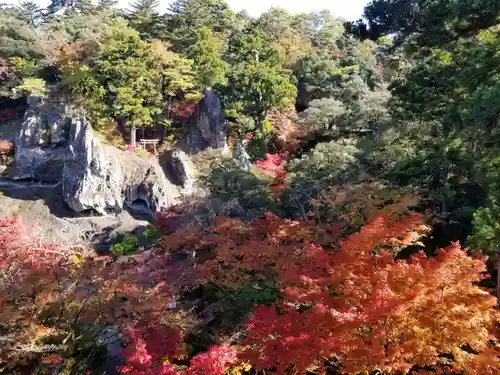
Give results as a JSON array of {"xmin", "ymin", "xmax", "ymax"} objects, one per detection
[{"xmin": 226, "ymin": 362, "xmax": 251, "ymax": 375}]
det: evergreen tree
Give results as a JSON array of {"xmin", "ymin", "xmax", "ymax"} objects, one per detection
[
  {"xmin": 347, "ymin": 0, "xmax": 499, "ymax": 45},
  {"xmin": 253, "ymin": 8, "xmax": 312, "ymax": 66},
  {"xmin": 46, "ymin": 0, "xmax": 94, "ymax": 15},
  {"xmin": 190, "ymin": 26, "xmax": 226, "ymax": 89},
  {"xmin": 236, "ymin": 9, "xmax": 250, "ymax": 20},
  {"xmin": 6, "ymin": 1, "xmax": 43, "ymax": 25},
  {"xmin": 62, "ymin": 21, "xmax": 163, "ymax": 145},
  {"xmin": 128, "ymin": 0, "xmax": 159, "ymax": 13},
  {"xmin": 126, "ymin": 0, "xmax": 164, "ymax": 40},
  {"xmin": 148, "ymin": 39, "xmax": 199, "ymax": 134},
  {"xmin": 166, "ymin": 0, "xmax": 235, "ymax": 52},
  {"xmin": 223, "ymin": 28, "xmax": 297, "ymax": 131}
]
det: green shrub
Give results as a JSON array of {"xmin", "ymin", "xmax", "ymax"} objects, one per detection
[
  {"xmin": 109, "ymin": 233, "xmax": 139, "ymax": 256},
  {"xmin": 246, "ymin": 131, "xmax": 268, "ymax": 160},
  {"xmin": 200, "ymin": 163, "xmax": 277, "ymax": 220},
  {"xmin": 202, "ymin": 281, "xmax": 277, "ymax": 329},
  {"xmin": 282, "ymin": 139, "xmax": 363, "ymax": 217},
  {"xmin": 191, "ymin": 148, "xmax": 232, "ymax": 177}
]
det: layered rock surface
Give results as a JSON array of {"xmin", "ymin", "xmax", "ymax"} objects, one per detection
[
  {"xmin": 183, "ymin": 90, "xmax": 228, "ymax": 154},
  {"xmin": 9, "ymin": 95, "xmax": 181, "ymax": 215},
  {"xmin": 160, "ymin": 148, "xmax": 196, "ymax": 190}
]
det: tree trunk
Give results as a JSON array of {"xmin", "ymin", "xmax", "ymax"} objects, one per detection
[
  {"xmin": 255, "ymin": 85, "xmax": 264, "ymax": 132},
  {"xmin": 131, "ymin": 124, "xmax": 136, "ymax": 148},
  {"xmin": 116, "ymin": 116, "xmax": 127, "ymax": 139},
  {"xmin": 158, "ymin": 97, "xmax": 172, "ymax": 145},
  {"xmin": 497, "ymin": 249, "xmax": 500, "ymax": 309},
  {"xmin": 256, "ymin": 115, "xmax": 264, "ymax": 133},
  {"xmin": 159, "ymin": 125, "xmax": 167, "ymax": 145},
  {"xmin": 256, "ymin": 107, "xmax": 266, "ymax": 133}
]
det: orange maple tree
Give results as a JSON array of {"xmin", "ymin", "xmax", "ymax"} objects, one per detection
[
  {"xmin": 266, "ymin": 106, "xmax": 308, "ymax": 155},
  {"xmin": 2, "ymin": 210, "xmax": 500, "ymax": 374},
  {"xmin": 158, "ymin": 210, "xmax": 500, "ymax": 374},
  {"xmin": 240, "ymin": 214, "xmax": 500, "ymax": 374}
]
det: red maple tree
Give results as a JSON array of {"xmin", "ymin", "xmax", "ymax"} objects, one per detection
[
  {"xmin": 255, "ymin": 153, "xmax": 288, "ymax": 196},
  {"xmin": 171, "ymin": 100, "xmax": 197, "ymax": 119},
  {"xmin": 2, "ymin": 209, "xmax": 500, "ymax": 375},
  {"xmin": 0, "ymin": 218, "xmax": 236, "ymax": 375},
  {"xmin": 241, "ymin": 215, "xmax": 500, "ymax": 374}
]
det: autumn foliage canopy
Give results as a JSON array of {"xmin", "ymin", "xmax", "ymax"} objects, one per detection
[{"xmin": 1, "ymin": 211, "xmax": 500, "ymax": 374}]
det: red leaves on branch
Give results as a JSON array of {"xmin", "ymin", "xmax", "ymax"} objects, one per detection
[
  {"xmin": 0, "ymin": 218, "xmax": 184, "ymax": 372},
  {"xmin": 255, "ymin": 153, "xmax": 288, "ymax": 195},
  {"xmin": 244, "ymin": 132, "xmax": 254, "ymax": 141},
  {"xmin": 266, "ymin": 106, "xmax": 307, "ymax": 155},
  {"xmin": 0, "ymin": 108, "xmax": 18, "ymax": 122},
  {"xmin": 0, "ymin": 218, "xmax": 62, "ymax": 274},
  {"xmin": 255, "ymin": 153, "xmax": 287, "ymax": 179},
  {"xmin": 117, "ymin": 324, "xmax": 184, "ymax": 375},
  {"xmin": 242, "ymin": 214, "xmax": 500, "ymax": 374},
  {"xmin": 0, "ymin": 218, "xmax": 235, "ymax": 374},
  {"xmin": 0, "ymin": 219, "xmax": 69, "ymax": 369},
  {"xmin": 118, "ymin": 325, "xmax": 236, "ymax": 375},
  {"xmin": 171, "ymin": 100, "xmax": 197, "ymax": 119},
  {"xmin": 2, "ymin": 211, "xmax": 500, "ymax": 375},
  {"xmin": 186, "ymin": 345, "xmax": 237, "ymax": 375}
]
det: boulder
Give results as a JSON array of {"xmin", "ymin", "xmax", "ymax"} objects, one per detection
[
  {"xmin": 184, "ymin": 90, "xmax": 228, "ymax": 154},
  {"xmin": 160, "ymin": 148, "xmax": 197, "ymax": 191},
  {"xmin": 9, "ymin": 95, "xmax": 181, "ymax": 215}
]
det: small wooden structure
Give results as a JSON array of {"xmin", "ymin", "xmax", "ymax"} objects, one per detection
[{"xmin": 138, "ymin": 139, "xmax": 160, "ymax": 155}]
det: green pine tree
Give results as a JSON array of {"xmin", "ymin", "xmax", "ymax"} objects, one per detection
[
  {"xmin": 223, "ymin": 28, "xmax": 297, "ymax": 131},
  {"xmin": 166, "ymin": 0, "xmax": 235, "ymax": 52},
  {"xmin": 190, "ymin": 26, "xmax": 227, "ymax": 89},
  {"xmin": 62, "ymin": 21, "xmax": 163, "ymax": 145},
  {"xmin": 127, "ymin": 0, "xmax": 163, "ymax": 39}
]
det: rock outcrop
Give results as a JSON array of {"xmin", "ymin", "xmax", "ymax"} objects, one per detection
[
  {"xmin": 0, "ymin": 179, "xmax": 152, "ymax": 252},
  {"xmin": 233, "ymin": 139, "xmax": 251, "ymax": 171},
  {"xmin": 9, "ymin": 95, "xmax": 181, "ymax": 215},
  {"xmin": 184, "ymin": 90, "xmax": 228, "ymax": 154},
  {"xmin": 160, "ymin": 148, "xmax": 197, "ymax": 191}
]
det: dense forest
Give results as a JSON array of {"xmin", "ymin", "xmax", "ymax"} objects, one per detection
[{"xmin": 1, "ymin": 0, "xmax": 500, "ymax": 374}]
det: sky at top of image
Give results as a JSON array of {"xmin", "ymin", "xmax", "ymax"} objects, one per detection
[{"xmin": 1, "ymin": 0, "xmax": 370, "ymax": 21}]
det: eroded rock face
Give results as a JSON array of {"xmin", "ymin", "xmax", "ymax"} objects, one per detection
[
  {"xmin": 13, "ymin": 97, "xmax": 73, "ymax": 181},
  {"xmin": 160, "ymin": 148, "xmax": 196, "ymax": 190},
  {"xmin": 185, "ymin": 90, "xmax": 228, "ymax": 154},
  {"xmin": 10, "ymin": 95, "xmax": 181, "ymax": 215},
  {"xmin": 62, "ymin": 125, "xmax": 180, "ymax": 214}
]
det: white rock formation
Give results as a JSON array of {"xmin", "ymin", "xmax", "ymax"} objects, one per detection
[{"xmin": 11, "ymin": 95, "xmax": 181, "ymax": 215}]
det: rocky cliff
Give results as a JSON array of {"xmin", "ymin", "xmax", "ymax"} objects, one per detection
[
  {"xmin": 8, "ymin": 95, "xmax": 182, "ymax": 215},
  {"xmin": 184, "ymin": 90, "xmax": 228, "ymax": 154}
]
